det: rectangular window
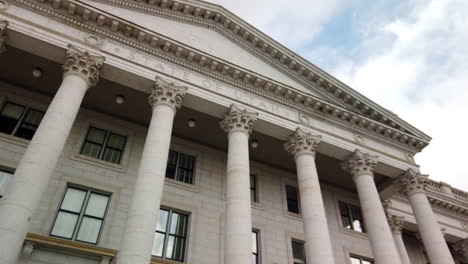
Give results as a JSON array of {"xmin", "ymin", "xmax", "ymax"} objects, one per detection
[
  {"xmin": 80, "ymin": 127, "xmax": 127, "ymax": 164},
  {"xmin": 286, "ymin": 185, "xmax": 300, "ymax": 214},
  {"xmin": 250, "ymin": 174, "xmax": 258, "ymax": 203},
  {"xmin": 165, "ymin": 150, "xmax": 196, "ymax": 184},
  {"xmin": 350, "ymin": 255, "xmax": 374, "ymax": 264},
  {"xmin": 50, "ymin": 186, "xmax": 110, "ymax": 244},
  {"xmin": 339, "ymin": 201, "xmax": 365, "ymax": 232},
  {"xmin": 0, "ymin": 168, "xmax": 13, "ymax": 198},
  {"xmin": 252, "ymin": 230, "xmax": 260, "ymax": 264},
  {"xmin": 292, "ymin": 239, "xmax": 306, "ymax": 264},
  {"xmin": 0, "ymin": 101, "xmax": 44, "ymax": 140},
  {"xmin": 153, "ymin": 208, "xmax": 190, "ymax": 262}
]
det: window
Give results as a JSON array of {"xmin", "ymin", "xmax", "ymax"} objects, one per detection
[
  {"xmin": 0, "ymin": 101, "xmax": 44, "ymax": 140},
  {"xmin": 339, "ymin": 201, "xmax": 365, "ymax": 232},
  {"xmin": 166, "ymin": 150, "xmax": 196, "ymax": 184},
  {"xmin": 0, "ymin": 168, "xmax": 13, "ymax": 198},
  {"xmin": 80, "ymin": 127, "xmax": 127, "ymax": 164},
  {"xmin": 292, "ymin": 240, "xmax": 306, "ymax": 264},
  {"xmin": 350, "ymin": 255, "xmax": 374, "ymax": 264},
  {"xmin": 50, "ymin": 186, "xmax": 110, "ymax": 244},
  {"xmin": 286, "ymin": 185, "xmax": 300, "ymax": 214},
  {"xmin": 153, "ymin": 208, "xmax": 190, "ymax": 262},
  {"xmin": 250, "ymin": 174, "xmax": 258, "ymax": 202},
  {"xmin": 252, "ymin": 230, "xmax": 260, "ymax": 264}
]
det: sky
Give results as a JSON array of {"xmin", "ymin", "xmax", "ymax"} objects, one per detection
[{"xmin": 205, "ymin": 0, "xmax": 468, "ymax": 190}]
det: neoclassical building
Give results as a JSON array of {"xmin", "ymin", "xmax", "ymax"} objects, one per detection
[{"xmin": 0, "ymin": 1, "xmax": 467, "ymax": 264}]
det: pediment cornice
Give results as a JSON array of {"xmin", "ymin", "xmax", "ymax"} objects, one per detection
[
  {"xmin": 92, "ymin": 0, "xmax": 432, "ymax": 144},
  {"xmin": 9, "ymin": 0, "xmax": 430, "ymax": 152}
]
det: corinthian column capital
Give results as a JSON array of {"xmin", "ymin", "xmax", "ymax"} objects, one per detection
[
  {"xmin": 62, "ymin": 45, "xmax": 105, "ymax": 87},
  {"xmin": 341, "ymin": 149, "xmax": 378, "ymax": 178},
  {"xmin": 148, "ymin": 77, "xmax": 188, "ymax": 111},
  {"xmin": 399, "ymin": 169, "xmax": 429, "ymax": 196},
  {"xmin": 220, "ymin": 104, "xmax": 258, "ymax": 135},
  {"xmin": 0, "ymin": 20, "xmax": 8, "ymax": 53},
  {"xmin": 284, "ymin": 128, "xmax": 321, "ymax": 158},
  {"xmin": 387, "ymin": 214, "xmax": 405, "ymax": 234}
]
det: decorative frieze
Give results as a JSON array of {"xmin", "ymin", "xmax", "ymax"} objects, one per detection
[
  {"xmin": 62, "ymin": 45, "xmax": 105, "ymax": 86},
  {"xmin": 399, "ymin": 169, "xmax": 429, "ymax": 196},
  {"xmin": 11, "ymin": 0, "xmax": 430, "ymax": 152},
  {"xmin": 0, "ymin": 19, "xmax": 8, "ymax": 53},
  {"xmin": 341, "ymin": 149, "xmax": 378, "ymax": 177},
  {"xmin": 148, "ymin": 76, "xmax": 188, "ymax": 110},
  {"xmin": 284, "ymin": 128, "xmax": 321, "ymax": 157},
  {"xmin": 220, "ymin": 104, "xmax": 258, "ymax": 135}
]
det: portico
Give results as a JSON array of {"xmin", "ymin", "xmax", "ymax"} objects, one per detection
[{"xmin": 0, "ymin": 1, "xmax": 466, "ymax": 264}]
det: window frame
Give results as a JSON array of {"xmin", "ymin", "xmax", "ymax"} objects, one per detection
[
  {"xmin": 80, "ymin": 126, "xmax": 127, "ymax": 165},
  {"xmin": 0, "ymin": 101, "xmax": 45, "ymax": 140},
  {"xmin": 250, "ymin": 174, "xmax": 258, "ymax": 203},
  {"xmin": 285, "ymin": 184, "xmax": 301, "ymax": 214},
  {"xmin": 252, "ymin": 229, "xmax": 260, "ymax": 264},
  {"xmin": 291, "ymin": 239, "xmax": 306, "ymax": 264},
  {"xmin": 350, "ymin": 255, "xmax": 374, "ymax": 264},
  {"xmin": 165, "ymin": 150, "xmax": 196, "ymax": 185},
  {"xmin": 49, "ymin": 185, "xmax": 111, "ymax": 245},
  {"xmin": 339, "ymin": 201, "xmax": 366, "ymax": 233},
  {"xmin": 153, "ymin": 207, "xmax": 191, "ymax": 263}
]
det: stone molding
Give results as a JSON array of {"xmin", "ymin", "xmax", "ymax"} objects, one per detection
[
  {"xmin": 427, "ymin": 197, "xmax": 468, "ymax": 217},
  {"xmin": 63, "ymin": 45, "xmax": 105, "ymax": 86},
  {"xmin": 9, "ymin": 0, "xmax": 431, "ymax": 153},
  {"xmin": 95, "ymin": 0, "xmax": 432, "ymax": 145},
  {"xmin": 148, "ymin": 76, "xmax": 188, "ymax": 110},
  {"xmin": 283, "ymin": 128, "xmax": 321, "ymax": 158},
  {"xmin": 219, "ymin": 104, "xmax": 258, "ymax": 135},
  {"xmin": 399, "ymin": 169, "xmax": 429, "ymax": 196},
  {"xmin": 341, "ymin": 149, "xmax": 378, "ymax": 178},
  {"xmin": 0, "ymin": 19, "xmax": 7, "ymax": 53}
]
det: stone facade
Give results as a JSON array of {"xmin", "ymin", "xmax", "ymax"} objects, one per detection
[{"xmin": 0, "ymin": 1, "xmax": 467, "ymax": 264}]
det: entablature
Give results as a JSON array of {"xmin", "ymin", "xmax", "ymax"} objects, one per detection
[{"xmin": 3, "ymin": 0, "xmax": 431, "ymax": 153}]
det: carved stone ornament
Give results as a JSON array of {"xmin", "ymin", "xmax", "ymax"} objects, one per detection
[
  {"xmin": 219, "ymin": 104, "xmax": 258, "ymax": 135},
  {"xmin": 62, "ymin": 45, "xmax": 105, "ymax": 87},
  {"xmin": 341, "ymin": 149, "xmax": 378, "ymax": 178},
  {"xmin": 148, "ymin": 77, "xmax": 188, "ymax": 110},
  {"xmin": 387, "ymin": 214, "xmax": 405, "ymax": 234},
  {"xmin": 284, "ymin": 128, "xmax": 321, "ymax": 158},
  {"xmin": 0, "ymin": 20, "xmax": 8, "ymax": 53},
  {"xmin": 398, "ymin": 169, "xmax": 429, "ymax": 196}
]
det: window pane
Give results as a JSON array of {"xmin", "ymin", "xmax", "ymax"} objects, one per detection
[
  {"xmin": 81, "ymin": 142, "xmax": 102, "ymax": 159},
  {"xmin": 286, "ymin": 185, "xmax": 300, "ymax": 214},
  {"xmin": 85, "ymin": 193, "xmax": 109, "ymax": 218},
  {"xmin": 51, "ymin": 212, "xmax": 79, "ymax": 239},
  {"xmin": 292, "ymin": 240, "xmax": 305, "ymax": 261},
  {"xmin": 76, "ymin": 217, "xmax": 102, "ymax": 244},
  {"xmin": 22, "ymin": 109, "xmax": 44, "ymax": 126},
  {"xmin": 252, "ymin": 231, "xmax": 258, "ymax": 253},
  {"xmin": 350, "ymin": 257, "xmax": 361, "ymax": 264},
  {"xmin": 102, "ymin": 148, "xmax": 122, "ymax": 164},
  {"xmin": 166, "ymin": 235, "xmax": 185, "ymax": 261},
  {"xmin": 152, "ymin": 232, "xmax": 166, "ymax": 257},
  {"xmin": 169, "ymin": 212, "xmax": 188, "ymax": 236},
  {"xmin": 0, "ymin": 103, "xmax": 25, "ymax": 135},
  {"xmin": 61, "ymin": 188, "xmax": 86, "ymax": 213},
  {"xmin": 106, "ymin": 133, "xmax": 126, "ymax": 150},
  {"xmin": 86, "ymin": 128, "xmax": 107, "ymax": 144},
  {"xmin": 350, "ymin": 205, "xmax": 364, "ymax": 232},
  {"xmin": 362, "ymin": 261, "xmax": 372, "ymax": 264},
  {"xmin": 157, "ymin": 209, "xmax": 169, "ymax": 232},
  {"xmin": 165, "ymin": 151, "xmax": 178, "ymax": 180}
]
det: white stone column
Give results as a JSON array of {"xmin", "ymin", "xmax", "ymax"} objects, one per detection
[
  {"xmin": 283, "ymin": 128, "xmax": 335, "ymax": 264},
  {"xmin": 116, "ymin": 78, "xmax": 187, "ymax": 264},
  {"xmin": 220, "ymin": 104, "xmax": 258, "ymax": 264},
  {"xmin": 0, "ymin": 45, "xmax": 104, "ymax": 264},
  {"xmin": 386, "ymin": 214, "xmax": 411, "ymax": 264},
  {"xmin": 0, "ymin": 20, "xmax": 7, "ymax": 53},
  {"xmin": 399, "ymin": 169, "xmax": 455, "ymax": 264},
  {"xmin": 341, "ymin": 150, "xmax": 402, "ymax": 264}
]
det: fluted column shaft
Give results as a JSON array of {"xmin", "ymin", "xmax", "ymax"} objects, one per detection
[
  {"xmin": 220, "ymin": 105, "xmax": 258, "ymax": 264},
  {"xmin": 0, "ymin": 45, "xmax": 104, "ymax": 264},
  {"xmin": 387, "ymin": 214, "xmax": 411, "ymax": 264},
  {"xmin": 342, "ymin": 150, "xmax": 402, "ymax": 264},
  {"xmin": 117, "ymin": 78, "xmax": 187, "ymax": 264},
  {"xmin": 399, "ymin": 170, "xmax": 455, "ymax": 264},
  {"xmin": 284, "ymin": 128, "xmax": 335, "ymax": 264}
]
